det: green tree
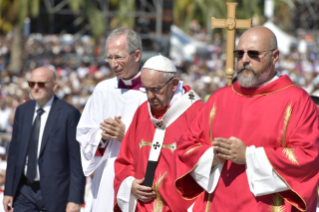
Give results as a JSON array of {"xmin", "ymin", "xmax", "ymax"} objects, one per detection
[
  {"xmin": 68, "ymin": 0, "xmax": 105, "ymax": 37},
  {"xmin": 0, "ymin": 0, "xmax": 40, "ymax": 73},
  {"xmin": 0, "ymin": 0, "xmax": 105, "ymax": 73},
  {"xmin": 174, "ymin": 0, "xmax": 261, "ymax": 37}
]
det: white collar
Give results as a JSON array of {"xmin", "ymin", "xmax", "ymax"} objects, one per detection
[
  {"xmin": 255, "ymin": 72, "xmax": 280, "ymax": 88},
  {"xmin": 35, "ymin": 96, "xmax": 54, "ymax": 112},
  {"xmin": 168, "ymin": 81, "xmax": 184, "ymax": 106},
  {"xmin": 121, "ymin": 72, "xmax": 141, "ymax": 86}
]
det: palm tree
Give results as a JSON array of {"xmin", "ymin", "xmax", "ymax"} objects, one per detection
[
  {"xmin": 174, "ymin": 0, "xmax": 261, "ymax": 37},
  {"xmin": 0, "ymin": 0, "xmax": 105, "ymax": 73},
  {"xmin": 0, "ymin": 0, "xmax": 40, "ymax": 73}
]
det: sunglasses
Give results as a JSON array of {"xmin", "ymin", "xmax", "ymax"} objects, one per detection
[
  {"xmin": 234, "ymin": 49, "xmax": 276, "ymax": 59},
  {"xmin": 28, "ymin": 81, "xmax": 50, "ymax": 88}
]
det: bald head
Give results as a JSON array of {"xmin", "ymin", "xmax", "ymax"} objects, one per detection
[
  {"xmin": 29, "ymin": 67, "xmax": 57, "ymax": 107},
  {"xmin": 239, "ymin": 26, "xmax": 277, "ymax": 51},
  {"xmin": 32, "ymin": 67, "xmax": 56, "ymax": 82}
]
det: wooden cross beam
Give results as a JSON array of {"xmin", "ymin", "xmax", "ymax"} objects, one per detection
[{"xmin": 211, "ymin": 3, "xmax": 252, "ymax": 85}]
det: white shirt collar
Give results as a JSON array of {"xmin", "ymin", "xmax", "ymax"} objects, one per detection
[
  {"xmin": 255, "ymin": 72, "xmax": 280, "ymax": 88},
  {"xmin": 35, "ymin": 96, "xmax": 54, "ymax": 112}
]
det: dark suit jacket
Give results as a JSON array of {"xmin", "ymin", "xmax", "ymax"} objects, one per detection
[{"xmin": 5, "ymin": 96, "xmax": 85, "ymax": 212}]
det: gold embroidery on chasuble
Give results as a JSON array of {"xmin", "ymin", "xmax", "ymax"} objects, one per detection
[
  {"xmin": 204, "ymin": 104, "xmax": 216, "ymax": 212},
  {"xmin": 209, "ymin": 104, "xmax": 216, "ymax": 145},
  {"xmin": 205, "ymin": 194, "xmax": 212, "ymax": 212},
  {"xmin": 184, "ymin": 144, "xmax": 203, "ymax": 156},
  {"xmin": 151, "ymin": 171, "xmax": 168, "ymax": 212},
  {"xmin": 268, "ymin": 193, "xmax": 286, "ymax": 212},
  {"xmin": 278, "ymin": 103, "xmax": 299, "ymax": 166},
  {"xmin": 139, "ymin": 140, "xmax": 176, "ymax": 153}
]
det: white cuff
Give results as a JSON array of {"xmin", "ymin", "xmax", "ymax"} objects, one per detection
[
  {"xmin": 188, "ymin": 202, "xmax": 195, "ymax": 212},
  {"xmin": 246, "ymin": 146, "xmax": 289, "ymax": 196},
  {"xmin": 81, "ymin": 129, "xmax": 103, "ymax": 160},
  {"xmin": 190, "ymin": 147, "xmax": 224, "ymax": 193},
  {"xmin": 117, "ymin": 176, "xmax": 137, "ymax": 212}
]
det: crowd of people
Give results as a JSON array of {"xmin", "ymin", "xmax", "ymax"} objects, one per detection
[{"xmin": 1, "ymin": 32, "xmax": 319, "ymax": 137}]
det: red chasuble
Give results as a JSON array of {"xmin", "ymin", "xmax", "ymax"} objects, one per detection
[
  {"xmin": 175, "ymin": 75, "xmax": 319, "ymax": 212},
  {"xmin": 114, "ymin": 88, "xmax": 204, "ymax": 212}
]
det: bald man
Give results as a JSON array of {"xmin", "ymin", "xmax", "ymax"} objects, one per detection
[
  {"xmin": 175, "ymin": 26, "xmax": 319, "ymax": 211},
  {"xmin": 4, "ymin": 67, "xmax": 85, "ymax": 212}
]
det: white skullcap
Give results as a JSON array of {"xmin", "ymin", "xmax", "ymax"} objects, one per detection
[
  {"xmin": 0, "ymin": 147, "xmax": 6, "ymax": 155},
  {"xmin": 142, "ymin": 55, "xmax": 177, "ymax": 73},
  {"xmin": 0, "ymin": 161, "xmax": 6, "ymax": 171}
]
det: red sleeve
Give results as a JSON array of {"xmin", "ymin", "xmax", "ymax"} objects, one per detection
[
  {"xmin": 175, "ymin": 99, "xmax": 214, "ymax": 200},
  {"xmin": 264, "ymin": 95, "xmax": 319, "ymax": 211},
  {"xmin": 94, "ymin": 142, "xmax": 108, "ymax": 157}
]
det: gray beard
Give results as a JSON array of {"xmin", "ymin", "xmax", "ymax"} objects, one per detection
[{"xmin": 237, "ymin": 66, "xmax": 270, "ymax": 88}]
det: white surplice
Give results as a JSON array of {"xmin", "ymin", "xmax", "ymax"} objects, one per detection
[{"xmin": 77, "ymin": 77, "xmax": 147, "ymax": 212}]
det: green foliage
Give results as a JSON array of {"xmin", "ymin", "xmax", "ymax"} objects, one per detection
[
  {"xmin": 68, "ymin": 0, "xmax": 85, "ymax": 12},
  {"xmin": 174, "ymin": 0, "xmax": 261, "ymax": 33},
  {"xmin": 110, "ymin": 0, "xmax": 135, "ymax": 30},
  {"xmin": 86, "ymin": 1, "xmax": 105, "ymax": 37}
]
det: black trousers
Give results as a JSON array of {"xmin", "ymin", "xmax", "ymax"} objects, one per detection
[{"xmin": 13, "ymin": 176, "xmax": 47, "ymax": 212}]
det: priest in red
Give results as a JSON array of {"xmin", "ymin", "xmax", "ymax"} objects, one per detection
[
  {"xmin": 175, "ymin": 26, "xmax": 319, "ymax": 212},
  {"xmin": 114, "ymin": 55, "xmax": 204, "ymax": 212}
]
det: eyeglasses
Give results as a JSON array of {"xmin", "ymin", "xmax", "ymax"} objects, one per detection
[
  {"xmin": 105, "ymin": 54, "xmax": 132, "ymax": 63},
  {"xmin": 234, "ymin": 49, "xmax": 276, "ymax": 59},
  {"xmin": 28, "ymin": 81, "xmax": 51, "ymax": 88},
  {"xmin": 140, "ymin": 77, "xmax": 174, "ymax": 94}
]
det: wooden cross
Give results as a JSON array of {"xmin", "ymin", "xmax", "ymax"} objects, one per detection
[{"xmin": 211, "ymin": 2, "xmax": 252, "ymax": 85}]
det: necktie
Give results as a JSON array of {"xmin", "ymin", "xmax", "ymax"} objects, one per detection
[{"xmin": 26, "ymin": 108, "xmax": 44, "ymax": 183}]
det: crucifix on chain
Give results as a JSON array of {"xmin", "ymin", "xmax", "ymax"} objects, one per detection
[{"xmin": 211, "ymin": 3, "xmax": 252, "ymax": 85}]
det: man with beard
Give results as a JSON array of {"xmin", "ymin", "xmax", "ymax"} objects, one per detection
[
  {"xmin": 77, "ymin": 28, "xmax": 146, "ymax": 212},
  {"xmin": 175, "ymin": 26, "xmax": 319, "ymax": 211}
]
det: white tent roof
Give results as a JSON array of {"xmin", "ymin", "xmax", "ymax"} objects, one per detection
[
  {"xmin": 170, "ymin": 25, "xmax": 209, "ymax": 62},
  {"xmin": 263, "ymin": 21, "xmax": 297, "ymax": 55}
]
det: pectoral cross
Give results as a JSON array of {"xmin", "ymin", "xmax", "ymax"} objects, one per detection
[
  {"xmin": 188, "ymin": 91, "xmax": 195, "ymax": 104},
  {"xmin": 211, "ymin": 2, "xmax": 251, "ymax": 85},
  {"xmin": 139, "ymin": 140, "xmax": 176, "ymax": 153},
  {"xmin": 153, "ymin": 142, "xmax": 161, "ymax": 150}
]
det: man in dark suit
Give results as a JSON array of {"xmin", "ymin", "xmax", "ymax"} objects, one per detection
[{"xmin": 3, "ymin": 67, "xmax": 85, "ymax": 212}]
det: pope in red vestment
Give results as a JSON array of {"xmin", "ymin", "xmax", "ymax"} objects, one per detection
[
  {"xmin": 114, "ymin": 55, "xmax": 204, "ymax": 212},
  {"xmin": 175, "ymin": 27, "xmax": 319, "ymax": 212}
]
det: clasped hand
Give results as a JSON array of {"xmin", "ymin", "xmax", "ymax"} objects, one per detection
[
  {"xmin": 131, "ymin": 178, "xmax": 156, "ymax": 202},
  {"xmin": 100, "ymin": 116, "xmax": 125, "ymax": 142},
  {"xmin": 212, "ymin": 136, "xmax": 247, "ymax": 165}
]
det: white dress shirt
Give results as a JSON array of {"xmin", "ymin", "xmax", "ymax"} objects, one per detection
[{"xmin": 24, "ymin": 96, "xmax": 54, "ymax": 181}]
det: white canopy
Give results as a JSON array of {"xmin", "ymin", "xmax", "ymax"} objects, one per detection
[{"xmin": 170, "ymin": 25, "xmax": 210, "ymax": 62}]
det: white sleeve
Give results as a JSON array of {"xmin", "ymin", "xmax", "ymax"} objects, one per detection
[
  {"xmin": 117, "ymin": 176, "xmax": 137, "ymax": 212},
  {"xmin": 246, "ymin": 145, "xmax": 290, "ymax": 196},
  {"xmin": 190, "ymin": 147, "xmax": 224, "ymax": 193},
  {"xmin": 76, "ymin": 90, "xmax": 109, "ymax": 176}
]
